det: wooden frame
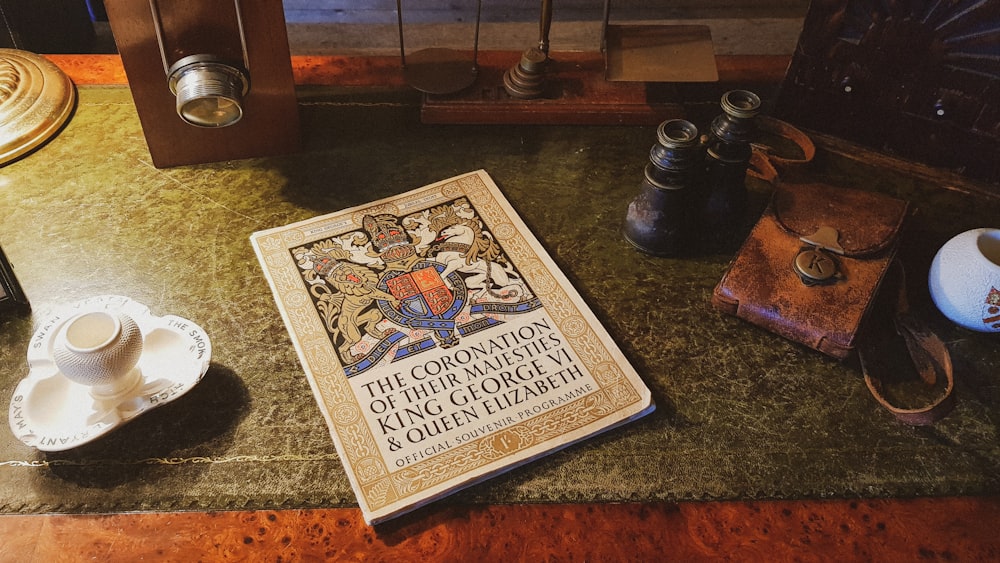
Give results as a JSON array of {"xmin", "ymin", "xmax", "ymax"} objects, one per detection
[{"xmin": 103, "ymin": 0, "xmax": 300, "ymax": 168}]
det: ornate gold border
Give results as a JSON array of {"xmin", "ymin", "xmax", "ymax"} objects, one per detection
[{"xmin": 253, "ymin": 171, "xmax": 646, "ymax": 517}]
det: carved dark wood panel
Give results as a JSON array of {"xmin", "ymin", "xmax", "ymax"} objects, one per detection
[{"xmin": 775, "ymin": 0, "xmax": 1000, "ymax": 185}]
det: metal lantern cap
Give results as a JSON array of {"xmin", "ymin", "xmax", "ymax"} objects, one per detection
[{"xmin": 167, "ymin": 55, "xmax": 249, "ymax": 128}]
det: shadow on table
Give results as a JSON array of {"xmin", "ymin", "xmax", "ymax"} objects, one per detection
[{"xmin": 44, "ymin": 363, "xmax": 248, "ymax": 489}]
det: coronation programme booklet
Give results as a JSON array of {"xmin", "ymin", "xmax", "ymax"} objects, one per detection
[{"xmin": 251, "ymin": 170, "xmax": 654, "ymax": 524}]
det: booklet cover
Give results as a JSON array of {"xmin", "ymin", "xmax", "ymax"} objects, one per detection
[{"xmin": 251, "ymin": 170, "xmax": 654, "ymax": 524}]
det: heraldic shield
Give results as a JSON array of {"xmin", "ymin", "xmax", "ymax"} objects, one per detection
[
  {"xmin": 379, "ymin": 261, "xmax": 468, "ymax": 351},
  {"xmin": 387, "ymin": 266, "xmax": 452, "ymax": 318}
]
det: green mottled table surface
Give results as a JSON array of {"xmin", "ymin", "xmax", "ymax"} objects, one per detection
[{"xmin": 0, "ymin": 86, "xmax": 998, "ymax": 514}]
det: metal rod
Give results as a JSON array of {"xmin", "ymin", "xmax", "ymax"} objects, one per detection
[
  {"xmin": 396, "ymin": 0, "xmax": 406, "ymax": 68},
  {"xmin": 600, "ymin": 0, "xmax": 611, "ymax": 54},
  {"xmin": 149, "ymin": 0, "xmax": 250, "ymax": 74},
  {"xmin": 148, "ymin": 0, "xmax": 171, "ymax": 74},
  {"xmin": 539, "ymin": 0, "xmax": 553, "ymax": 55},
  {"xmin": 233, "ymin": 0, "xmax": 250, "ymax": 70},
  {"xmin": 472, "ymin": 0, "xmax": 482, "ymax": 70}
]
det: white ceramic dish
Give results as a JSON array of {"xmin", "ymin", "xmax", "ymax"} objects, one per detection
[{"xmin": 8, "ymin": 295, "xmax": 212, "ymax": 451}]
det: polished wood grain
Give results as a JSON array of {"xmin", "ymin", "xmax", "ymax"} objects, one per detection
[
  {"xmin": 44, "ymin": 55, "xmax": 129, "ymax": 85},
  {"xmin": 46, "ymin": 53, "xmax": 790, "ymax": 88},
  {"xmin": 2, "ymin": 498, "xmax": 998, "ymax": 561},
  {"xmin": 415, "ymin": 53, "xmax": 791, "ymax": 125}
]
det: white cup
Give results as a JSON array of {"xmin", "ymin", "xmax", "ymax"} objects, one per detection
[
  {"xmin": 928, "ymin": 228, "xmax": 1000, "ymax": 333},
  {"xmin": 52, "ymin": 311, "xmax": 145, "ymax": 398}
]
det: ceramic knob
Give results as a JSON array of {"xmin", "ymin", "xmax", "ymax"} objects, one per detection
[
  {"xmin": 52, "ymin": 311, "xmax": 144, "ymax": 395},
  {"xmin": 928, "ymin": 228, "xmax": 1000, "ymax": 333}
]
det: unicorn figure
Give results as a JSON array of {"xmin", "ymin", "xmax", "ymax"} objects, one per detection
[{"xmin": 425, "ymin": 209, "xmax": 528, "ymax": 301}]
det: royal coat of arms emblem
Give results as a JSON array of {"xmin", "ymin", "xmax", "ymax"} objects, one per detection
[{"xmin": 292, "ymin": 198, "xmax": 541, "ymax": 377}]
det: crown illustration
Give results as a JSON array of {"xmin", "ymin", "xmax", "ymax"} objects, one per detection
[
  {"xmin": 363, "ymin": 214, "xmax": 410, "ymax": 254},
  {"xmin": 313, "ymin": 255, "xmax": 340, "ymax": 277}
]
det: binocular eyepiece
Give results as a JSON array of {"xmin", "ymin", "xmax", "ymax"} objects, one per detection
[{"xmin": 623, "ymin": 90, "xmax": 761, "ymax": 256}]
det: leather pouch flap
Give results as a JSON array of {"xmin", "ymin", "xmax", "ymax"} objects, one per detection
[{"xmin": 773, "ymin": 182, "xmax": 909, "ymax": 256}]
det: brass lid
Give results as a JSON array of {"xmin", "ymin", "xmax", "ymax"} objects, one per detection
[{"xmin": 0, "ymin": 49, "xmax": 76, "ymax": 166}]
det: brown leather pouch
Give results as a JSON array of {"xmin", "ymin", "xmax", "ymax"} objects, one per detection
[
  {"xmin": 712, "ymin": 119, "xmax": 954, "ymax": 424},
  {"xmin": 712, "ymin": 181, "xmax": 906, "ymax": 360}
]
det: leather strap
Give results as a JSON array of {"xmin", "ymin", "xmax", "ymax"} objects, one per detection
[
  {"xmin": 748, "ymin": 118, "xmax": 955, "ymax": 425},
  {"xmin": 857, "ymin": 261, "xmax": 956, "ymax": 425},
  {"xmin": 748, "ymin": 115, "xmax": 817, "ymax": 183}
]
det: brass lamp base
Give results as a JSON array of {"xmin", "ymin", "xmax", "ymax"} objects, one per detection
[{"xmin": 0, "ymin": 49, "xmax": 75, "ymax": 166}]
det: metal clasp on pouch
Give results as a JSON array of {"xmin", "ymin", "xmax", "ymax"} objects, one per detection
[{"xmin": 794, "ymin": 226, "xmax": 844, "ymax": 286}]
